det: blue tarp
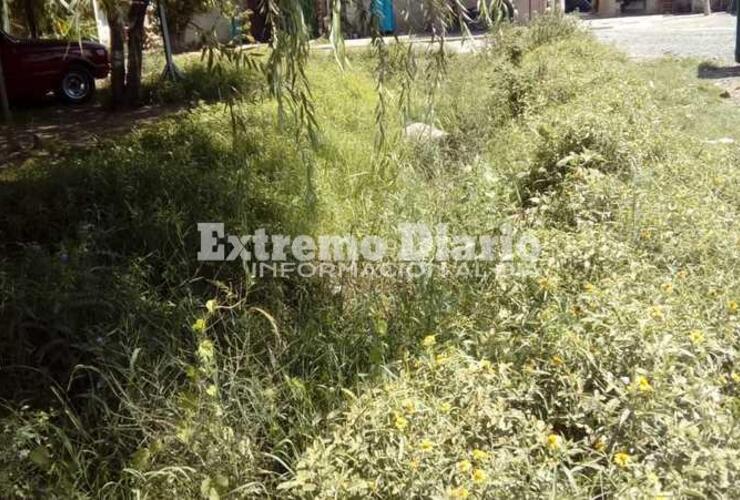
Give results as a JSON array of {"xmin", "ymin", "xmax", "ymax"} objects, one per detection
[{"xmin": 373, "ymin": 0, "xmax": 396, "ymax": 33}]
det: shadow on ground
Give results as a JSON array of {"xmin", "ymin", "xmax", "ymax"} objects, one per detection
[
  {"xmin": 1, "ymin": 99, "xmax": 184, "ymax": 169},
  {"xmin": 698, "ymin": 63, "xmax": 740, "ymax": 79}
]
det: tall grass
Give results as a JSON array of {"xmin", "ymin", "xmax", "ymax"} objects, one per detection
[{"xmin": 1, "ymin": 15, "xmax": 739, "ymax": 498}]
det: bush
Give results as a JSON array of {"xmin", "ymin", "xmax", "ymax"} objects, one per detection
[{"xmin": 1, "ymin": 14, "xmax": 738, "ymax": 498}]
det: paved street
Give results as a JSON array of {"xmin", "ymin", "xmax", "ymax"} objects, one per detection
[{"xmin": 584, "ymin": 13, "xmax": 737, "ymax": 61}]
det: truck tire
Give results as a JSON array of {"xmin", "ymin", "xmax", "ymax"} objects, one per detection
[{"xmin": 56, "ymin": 66, "xmax": 95, "ymax": 104}]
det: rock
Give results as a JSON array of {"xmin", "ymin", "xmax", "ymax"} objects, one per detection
[
  {"xmin": 404, "ymin": 122, "xmax": 448, "ymax": 142},
  {"xmin": 719, "ymin": 90, "xmax": 731, "ymax": 98}
]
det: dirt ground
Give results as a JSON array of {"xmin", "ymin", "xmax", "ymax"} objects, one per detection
[{"xmin": 0, "ymin": 100, "xmax": 181, "ymax": 169}]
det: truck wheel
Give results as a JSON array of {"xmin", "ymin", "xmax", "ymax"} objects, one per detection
[
  {"xmin": 57, "ymin": 66, "xmax": 95, "ymax": 104},
  {"xmin": 501, "ymin": 0, "xmax": 516, "ymax": 20}
]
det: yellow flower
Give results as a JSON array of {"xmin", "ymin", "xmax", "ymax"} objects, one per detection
[
  {"xmin": 440, "ymin": 402, "xmax": 453, "ymax": 414},
  {"xmin": 676, "ymin": 270, "xmax": 687, "ymax": 280},
  {"xmin": 661, "ymin": 282, "xmax": 673, "ymax": 294},
  {"xmin": 551, "ymin": 355, "xmax": 564, "ymax": 367},
  {"xmin": 419, "ymin": 439, "xmax": 434, "ymax": 452},
  {"xmin": 546, "ymin": 434, "xmax": 561, "ymax": 450},
  {"xmin": 401, "ymin": 399, "xmax": 416, "ymax": 414},
  {"xmin": 472, "ymin": 468, "xmax": 488, "ymax": 484},
  {"xmin": 583, "ymin": 282, "xmax": 595, "ymax": 293},
  {"xmin": 593, "ymin": 438, "xmax": 607, "ymax": 452},
  {"xmin": 435, "ymin": 353, "xmax": 449, "ymax": 366},
  {"xmin": 538, "ymin": 276, "xmax": 557, "ymax": 291},
  {"xmin": 732, "ymin": 372, "xmax": 740, "ymax": 383},
  {"xmin": 394, "ymin": 415, "xmax": 409, "ymax": 431},
  {"xmin": 456, "ymin": 459, "xmax": 472, "ymax": 473},
  {"xmin": 689, "ymin": 329, "xmax": 705, "ymax": 345},
  {"xmin": 422, "ymin": 335, "xmax": 437, "ymax": 348},
  {"xmin": 192, "ymin": 318, "xmax": 207, "ymax": 333},
  {"xmin": 197, "ymin": 339, "xmax": 215, "ymax": 363},
  {"xmin": 613, "ymin": 452, "xmax": 631, "ymax": 468},
  {"xmin": 205, "ymin": 299, "xmax": 218, "ymax": 314},
  {"xmin": 636, "ymin": 376, "xmax": 653, "ymax": 393},
  {"xmin": 409, "ymin": 458, "xmax": 420, "ymax": 470},
  {"xmin": 648, "ymin": 306, "xmax": 664, "ymax": 321},
  {"xmin": 449, "ymin": 486, "xmax": 470, "ymax": 499},
  {"xmin": 478, "ymin": 359, "xmax": 492, "ymax": 371},
  {"xmin": 471, "ymin": 449, "xmax": 489, "ymax": 461},
  {"xmin": 729, "ymin": 300, "xmax": 738, "ymax": 314},
  {"xmin": 205, "ymin": 384, "xmax": 218, "ymax": 397}
]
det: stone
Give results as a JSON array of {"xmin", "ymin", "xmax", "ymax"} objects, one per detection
[{"xmin": 404, "ymin": 122, "xmax": 448, "ymax": 142}]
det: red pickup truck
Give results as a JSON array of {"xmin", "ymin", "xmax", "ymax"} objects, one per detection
[{"xmin": 0, "ymin": 29, "xmax": 110, "ymax": 104}]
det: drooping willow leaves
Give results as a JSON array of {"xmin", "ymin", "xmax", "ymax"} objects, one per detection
[{"xmin": 55, "ymin": 0, "xmax": 510, "ymax": 173}]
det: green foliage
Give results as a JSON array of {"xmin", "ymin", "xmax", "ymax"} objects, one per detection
[
  {"xmin": 1, "ymin": 15, "xmax": 739, "ymax": 499},
  {"xmin": 3, "ymin": 0, "xmax": 97, "ymax": 39}
]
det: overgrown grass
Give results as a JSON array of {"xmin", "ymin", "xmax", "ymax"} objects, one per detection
[{"xmin": 1, "ymin": 15, "xmax": 739, "ymax": 498}]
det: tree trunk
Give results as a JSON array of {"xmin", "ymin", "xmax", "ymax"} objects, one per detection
[
  {"xmin": 1, "ymin": 0, "xmax": 10, "ymax": 33},
  {"xmin": 125, "ymin": 0, "xmax": 150, "ymax": 106},
  {"xmin": 704, "ymin": 0, "xmax": 711, "ymax": 14},
  {"xmin": 109, "ymin": 10, "xmax": 127, "ymax": 109},
  {"xmin": 22, "ymin": 0, "xmax": 39, "ymax": 38}
]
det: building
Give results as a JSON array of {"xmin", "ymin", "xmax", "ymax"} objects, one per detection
[{"xmin": 178, "ymin": 0, "xmax": 729, "ymax": 50}]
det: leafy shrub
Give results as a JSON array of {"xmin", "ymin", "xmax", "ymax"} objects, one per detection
[{"xmin": 1, "ymin": 13, "xmax": 739, "ymax": 499}]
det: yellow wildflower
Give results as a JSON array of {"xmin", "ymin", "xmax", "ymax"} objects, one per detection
[
  {"xmin": 205, "ymin": 299, "xmax": 218, "ymax": 314},
  {"xmin": 472, "ymin": 449, "xmax": 490, "ymax": 461},
  {"xmin": 649, "ymin": 306, "xmax": 664, "ymax": 321},
  {"xmin": 613, "ymin": 452, "xmax": 631, "ymax": 468},
  {"xmin": 729, "ymin": 300, "xmax": 738, "ymax": 314},
  {"xmin": 689, "ymin": 329, "xmax": 705, "ymax": 345},
  {"xmin": 661, "ymin": 283, "xmax": 673, "ymax": 294},
  {"xmin": 583, "ymin": 282, "xmax": 595, "ymax": 293},
  {"xmin": 472, "ymin": 469, "xmax": 488, "ymax": 484},
  {"xmin": 192, "ymin": 318, "xmax": 207, "ymax": 333},
  {"xmin": 538, "ymin": 276, "xmax": 557, "ymax": 292},
  {"xmin": 435, "ymin": 353, "xmax": 449, "ymax": 366},
  {"xmin": 394, "ymin": 415, "xmax": 409, "ymax": 432},
  {"xmin": 478, "ymin": 359, "xmax": 493, "ymax": 371},
  {"xmin": 676, "ymin": 270, "xmax": 687, "ymax": 280},
  {"xmin": 401, "ymin": 399, "xmax": 416, "ymax": 414},
  {"xmin": 419, "ymin": 439, "xmax": 434, "ymax": 452},
  {"xmin": 457, "ymin": 459, "xmax": 472, "ymax": 473},
  {"xmin": 593, "ymin": 438, "xmax": 607, "ymax": 452},
  {"xmin": 546, "ymin": 434, "xmax": 561, "ymax": 450},
  {"xmin": 440, "ymin": 402, "xmax": 453, "ymax": 414},
  {"xmin": 422, "ymin": 335, "xmax": 437, "ymax": 348},
  {"xmin": 636, "ymin": 376, "xmax": 653, "ymax": 393},
  {"xmin": 449, "ymin": 486, "xmax": 470, "ymax": 499},
  {"xmin": 732, "ymin": 372, "xmax": 740, "ymax": 383},
  {"xmin": 551, "ymin": 355, "xmax": 564, "ymax": 367},
  {"xmin": 409, "ymin": 458, "xmax": 420, "ymax": 470}
]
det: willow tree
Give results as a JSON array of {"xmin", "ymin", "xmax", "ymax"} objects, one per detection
[
  {"xmin": 58, "ymin": 0, "xmax": 508, "ymax": 113},
  {"xmin": 256, "ymin": 0, "xmax": 508, "ymax": 146}
]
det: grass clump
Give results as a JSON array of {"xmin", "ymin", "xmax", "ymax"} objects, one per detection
[{"xmin": 1, "ymin": 14, "xmax": 739, "ymax": 499}]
